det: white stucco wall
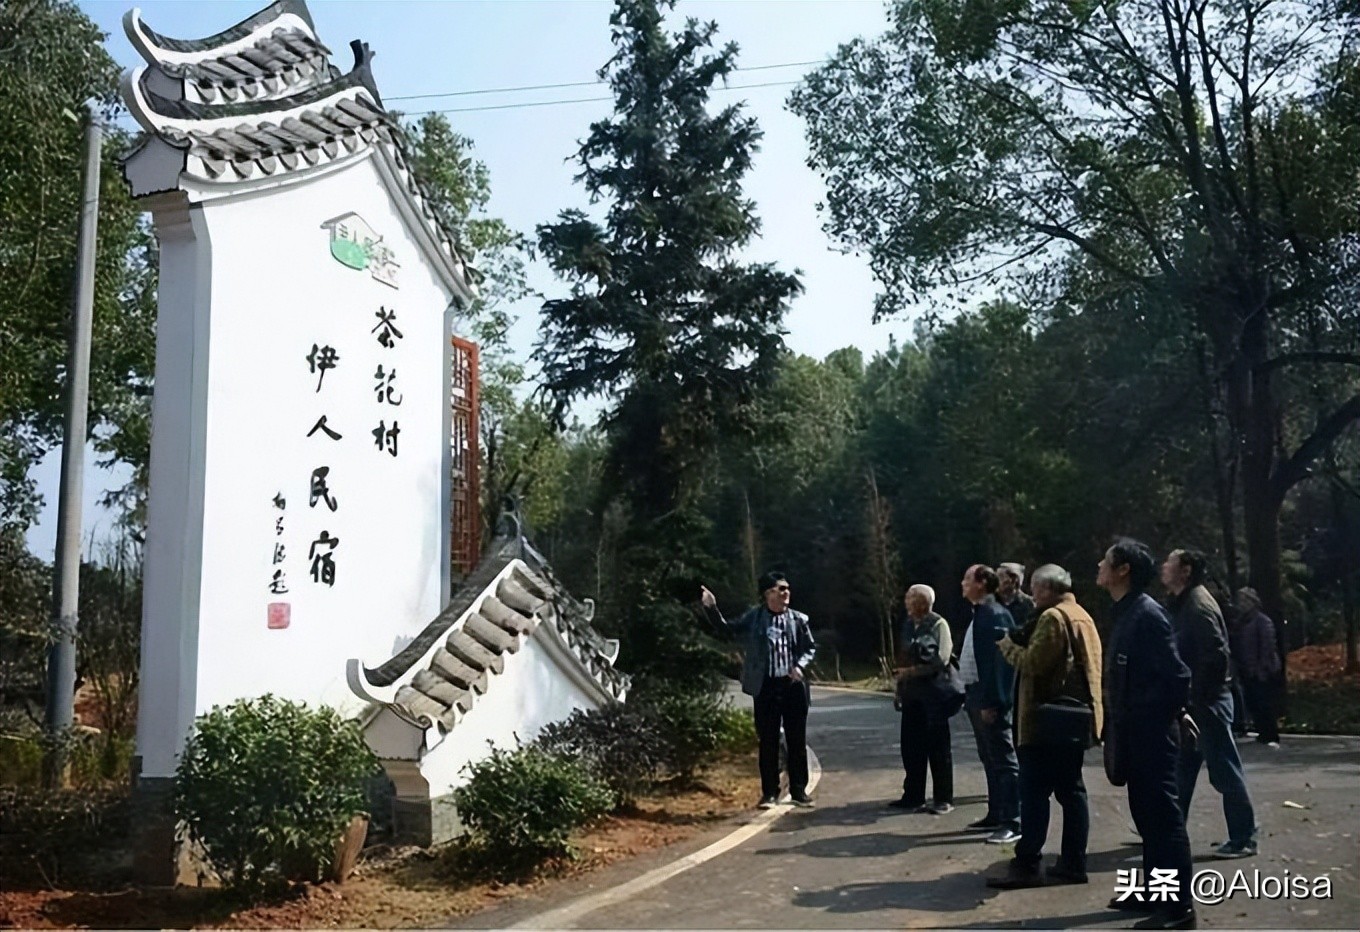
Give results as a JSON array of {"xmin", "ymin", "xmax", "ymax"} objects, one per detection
[
  {"xmin": 136, "ymin": 151, "xmax": 456, "ymax": 778},
  {"xmin": 418, "ymin": 624, "xmax": 608, "ymax": 798}
]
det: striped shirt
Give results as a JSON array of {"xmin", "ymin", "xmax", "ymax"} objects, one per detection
[
  {"xmin": 766, "ymin": 611, "xmax": 796, "ymax": 677},
  {"xmin": 958, "ymin": 619, "xmax": 980, "ymax": 685}
]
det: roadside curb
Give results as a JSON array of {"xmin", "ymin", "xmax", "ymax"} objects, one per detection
[{"xmin": 509, "ymin": 745, "xmax": 823, "ymax": 930}]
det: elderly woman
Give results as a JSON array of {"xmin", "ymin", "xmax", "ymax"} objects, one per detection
[
  {"xmin": 889, "ymin": 584, "xmax": 957, "ymax": 814},
  {"xmin": 1232, "ymin": 588, "xmax": 1281, "ymax": 747}
]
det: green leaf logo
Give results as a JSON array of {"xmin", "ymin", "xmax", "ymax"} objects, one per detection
[{"xmin": 331, "ymin": 238, "xmax": 369, "ymax": 271}]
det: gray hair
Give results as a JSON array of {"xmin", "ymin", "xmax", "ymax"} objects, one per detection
[
  {"xmin": 906, "ymin": 584, "xmax": 936, "ymax": 608},
  {"xmin": 998, "ymin": 562, "xmax": 1026, "ymax": 585},
  {"xmin": 1030, "ymin": 564, "xmax": 1072, "ymax": 594}
]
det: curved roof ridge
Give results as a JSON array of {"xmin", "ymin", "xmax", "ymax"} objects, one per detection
[{"xmin": 125, "ymin": 0, "xmax": 317, "ymax": 58}]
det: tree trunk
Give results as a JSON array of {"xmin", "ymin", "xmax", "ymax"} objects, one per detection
[
  {"xmin": 1199, "ymin": 343, "xmax": 1240, "ymax": 590},
  {"xmin": 1227, "ymin": 310, "xmax": 1290, "ymax": 681}
]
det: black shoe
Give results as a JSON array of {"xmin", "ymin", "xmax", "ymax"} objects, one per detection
[
  {"xmin": 1108, "ymin": 896, "xmax": 1157, "ymax": 913},
  {"xmin": 757, "ymin": 795, "xmax": 778, "ymax": 809},
  {"xmin": 985, "ymin": 860, "xmax": 1045, "ymax": 889},
  {"xmin": 889, "ymin": 797, "xmax": 925, "ymax": 809},
  {"xmin": 967, "ymin": 816, "xmax": 1001, "ymax": 832},
  {"xmin": 789, "ymin": 792, "xmax": 815, "ymax": 808},
  {"xmin": 1133, "ymin": 907, "xmax": 1196, "ymax": 930},
  {"xmin": 1045, "ymin": 861, "xmax": 1088, "ymax": 885}
]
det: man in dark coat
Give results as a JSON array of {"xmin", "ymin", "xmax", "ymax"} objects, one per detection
[
  {"xmin": 701, "ymin": 571, "xmax": 817, "ymax": 809},
  {"xmin": 959, "ymin": 564, "xmax": 1020, "ymax": 844},
  {"xmin": 1163, "ymin": 549, "xmax": 1259, "ymax": 859},
  {"xmin": 998, "ymin": 562, "xmax": 1036, "ymax": 628},
  {"xmin": 1099, "ymin": 538, "xmax": 1196, "ymax": 930}
]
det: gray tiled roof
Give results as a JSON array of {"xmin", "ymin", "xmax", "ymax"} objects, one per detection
[
  {"xmin": 387, "ymin": 561, "xmax": 629, "ymax": 733},
  {"xmin": 121, "ymin": 1, "xmax": 477, "ymax": 299},
  {"xmin": 353, "ymin": 515, "xmax": 629, "ymax": 734},
  {"xmin": 162, "ymin": 29, "xmax": 337, "ymax": 102}
]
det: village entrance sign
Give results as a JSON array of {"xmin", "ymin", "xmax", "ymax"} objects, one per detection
[{"xmin": 119, "ymin": 0, "xmax": 626, "ymax": 878}]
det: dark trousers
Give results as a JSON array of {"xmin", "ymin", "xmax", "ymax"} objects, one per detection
[
  {"xmin": 966, "ymin": 688, "xmax": 1019, "ymax": 827},
  {"xmin": 1242, "ymin": 677, "xmax": 1280, "ymax": 743},
  {"xmin": 754, "ymin": 676, "xmax": 809, "ymax": 798},
  {"xmin": 900, "ymin": 701, "xmax": 953, "ymax": 805},
  {"xmin": 1015, "ymin": 744, "xmax": 1089, "ymax": 871},
  {"xmin": 1177, "ymin": 693, "xmax": 1257, "ymax": 846},
  {"xmin": 1126, "ymin": 720, "xmax": 1193, "ymax": 911}
]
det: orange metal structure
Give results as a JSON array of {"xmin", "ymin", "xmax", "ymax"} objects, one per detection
[{"xmin": 450, "ymin": 337, "xmax": 481, "ymax": 579}]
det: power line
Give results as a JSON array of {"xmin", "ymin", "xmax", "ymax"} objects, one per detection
[
  {"xmin": 404, "ymin": 78, "xmax": 800, "ymax": 117},
  {"xmin": 385, "ymin": 59, "xmax": 822, "ymax": 103}
]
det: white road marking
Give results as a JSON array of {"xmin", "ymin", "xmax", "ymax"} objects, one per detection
[{"xmin": 509, "ymin": 747, "xmax": 822, "ymax": 930}]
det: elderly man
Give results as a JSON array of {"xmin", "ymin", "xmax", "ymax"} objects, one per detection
[
  {"xmin": 998, "ymin": 562, "xmax": 1036, "ymax": 628},
  {"xmin": 1163, "ymin": 549, "xmax": 1259, "ymax": 859},
  {"xmin": 1100, "ymin": 539, "xmax": 1195, "ymax": 930},
  {"xmin": 960, "ymin": 564, "xmax": 1020, "ymax": 844},
  {"xmin": 988, "ymin": 564, "xmax": 1103, "ymax": 889},
  {"xmin": 701, "ymin": 571, "xmax": 816, "ymax": 809},
  {"xmin": 890, "ymin": 584, "xmax": 956, "ymax": 813}
]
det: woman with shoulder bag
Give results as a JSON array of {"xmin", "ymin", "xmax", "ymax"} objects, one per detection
[{"xmin": 890, "ymin": 584, "xmax": 960, "ymax": 814}]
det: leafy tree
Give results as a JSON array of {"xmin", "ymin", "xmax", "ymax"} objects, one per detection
[
  {"xmin": 791, "ymin": 0, "xmax": 1360, "ymax": 626},
  {"xmin": 400, "ymin": 114, "xmax": 541, "ymax": 540},
  {"xmin": 0, "ymin": 0, "xmax": 155, "ymax": 532},
  {"xmin": 534, "ymin": 0, "xmax": 801, "ymax": 690}
]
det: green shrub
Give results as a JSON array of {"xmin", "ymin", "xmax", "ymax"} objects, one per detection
[
  {"xmin": 174, "ymin": 695, "xmax": 379, "ymax": 897},
  {"xmin": 0, "ymin": 734, "xmax": 42, "ymax": 787},
  {"xmin": 714, "ymin": 705, "xmax": 757, "ymax": 755},
  {"xmin": 534, "ymin": 705, "xmax": 667, "ymax": 805},
  {"xmin": 453, "ymin": 743, "xmax": 614, "ymax": 870},
  {"xmin": 0, "ymin": 784, "xmax": 130, "ymax": 885},
  {"xmin": 638, "ymin": 690, "xmax": 728, "ymax": 780}
]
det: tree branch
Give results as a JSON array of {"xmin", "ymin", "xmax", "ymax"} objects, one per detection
[
  {"xmin": 1271, "ymin": 391, "xmax": 1360, "ymax": 501},
  {"xmin": 1255, "ymin": 352, "xmax": 1360, "ymax": 375}
]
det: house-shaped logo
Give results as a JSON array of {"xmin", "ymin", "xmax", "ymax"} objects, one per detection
[{"xmin": 321, "ymin": 212, "xmax": 400, "ymax": 289}]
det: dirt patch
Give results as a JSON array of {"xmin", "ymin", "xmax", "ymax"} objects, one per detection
[
  {"xmin": 1287, "ymin": 643, "xmax": 1358, "ymax": 683},
  {"xmin": 0, "ymin": 756, "xmax": 760, "ymax": 929},
  {"xmin": 1284, "ymin": 643, "xmax": 1360, "ymax": 735}
]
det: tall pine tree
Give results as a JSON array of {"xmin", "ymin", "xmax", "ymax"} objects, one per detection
[{"xmin": 535, "ymin": 0, "xmax": 801, "ymax": 693}]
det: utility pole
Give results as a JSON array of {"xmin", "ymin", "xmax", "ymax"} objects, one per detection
[{"xmin": 43, "ymin": 104, "xmax": 102, "ymax": 789}]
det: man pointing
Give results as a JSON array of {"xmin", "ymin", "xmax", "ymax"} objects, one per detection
[{"xmin": 701, "ymin": 571, "xmax": 816, "ymax": 809}]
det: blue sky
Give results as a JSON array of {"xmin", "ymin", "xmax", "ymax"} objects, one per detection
[{"xmin": 31, "ymin": 0, "xmax": 909, "ymax": 559}]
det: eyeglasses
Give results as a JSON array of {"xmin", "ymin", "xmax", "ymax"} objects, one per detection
[{"xmin": 774, "ymin": 585, "xmax": 791, "ymax": 593}]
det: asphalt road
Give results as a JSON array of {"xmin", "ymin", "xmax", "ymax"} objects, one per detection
[{"xmin": 450, "ymin": 686, "xmax": 1360, "ymax": 930}]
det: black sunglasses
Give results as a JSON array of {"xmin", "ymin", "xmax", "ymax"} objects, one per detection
[{"xmin": 773, "ymin": 584, "xmax": 791, "ymax": 592}]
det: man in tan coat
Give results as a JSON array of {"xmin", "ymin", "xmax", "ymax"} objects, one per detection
[{"xmin": 988, "ymin": 564, "xmax": 1104, "ymax": 889}]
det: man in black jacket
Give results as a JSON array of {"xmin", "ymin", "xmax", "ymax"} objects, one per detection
[
  {"xmin": 701, "ymin": 572, "xmax": 817, "ymax": 809},
  {"xmin": 1099, "ymin": 539, "xmax": 1196, "ymax": 930},
  {"xmin": 1163, "ymin": 549, "xmax": 1259, "ymax": 859}
]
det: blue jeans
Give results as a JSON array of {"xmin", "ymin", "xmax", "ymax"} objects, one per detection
[
  {"xmin": 966, "ymin": 688, "xmax": 1019, "ymax": 828},
  {"xmin": 1177, "ymin": 692, "xmax": 1258, "ymax": 846}
]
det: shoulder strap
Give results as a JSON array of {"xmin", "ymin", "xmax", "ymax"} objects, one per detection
[{"xmin": 1051, "ymin": 606, "xmax": 1091, "ymax": 697}]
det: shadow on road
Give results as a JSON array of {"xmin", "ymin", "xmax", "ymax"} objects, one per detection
[
  {"xmin": 790, "ymin": 871, "xmax": 1001, "ymax": 914},
  {"xmin": 942, "ymin": 908, "xmax": 1125, "ymax": 929}
]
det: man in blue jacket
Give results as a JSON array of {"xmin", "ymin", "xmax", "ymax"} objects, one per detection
[
  {"xmin": 701, "ymin": 571, "xmax": 817, "ymax": 809},
  {"xmin": 959, "ymin": 564, "xmax": 1019, "ymax": 844},
  {"xmin": 1100, "ymin": 538, "xmax": 1196, "ymax": 930}
]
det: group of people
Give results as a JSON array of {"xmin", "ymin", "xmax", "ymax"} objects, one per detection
[{"xmin": 699, "ymin": 537, "xmax": 1285, "ymax": 932}]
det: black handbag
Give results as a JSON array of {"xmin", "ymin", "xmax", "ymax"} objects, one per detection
[
  {"xmin": 1032, "ymin": 608, "xmax": 1095, "ymax": 749},
  {"xmin": 897, "ymin": 622, "xmax": 965, "ymax": 719}
]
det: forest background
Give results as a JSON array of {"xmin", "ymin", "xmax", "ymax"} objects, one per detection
[{"xmin": 1, "ymin": 0, "xmax": 1357, "ymax": 768}]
